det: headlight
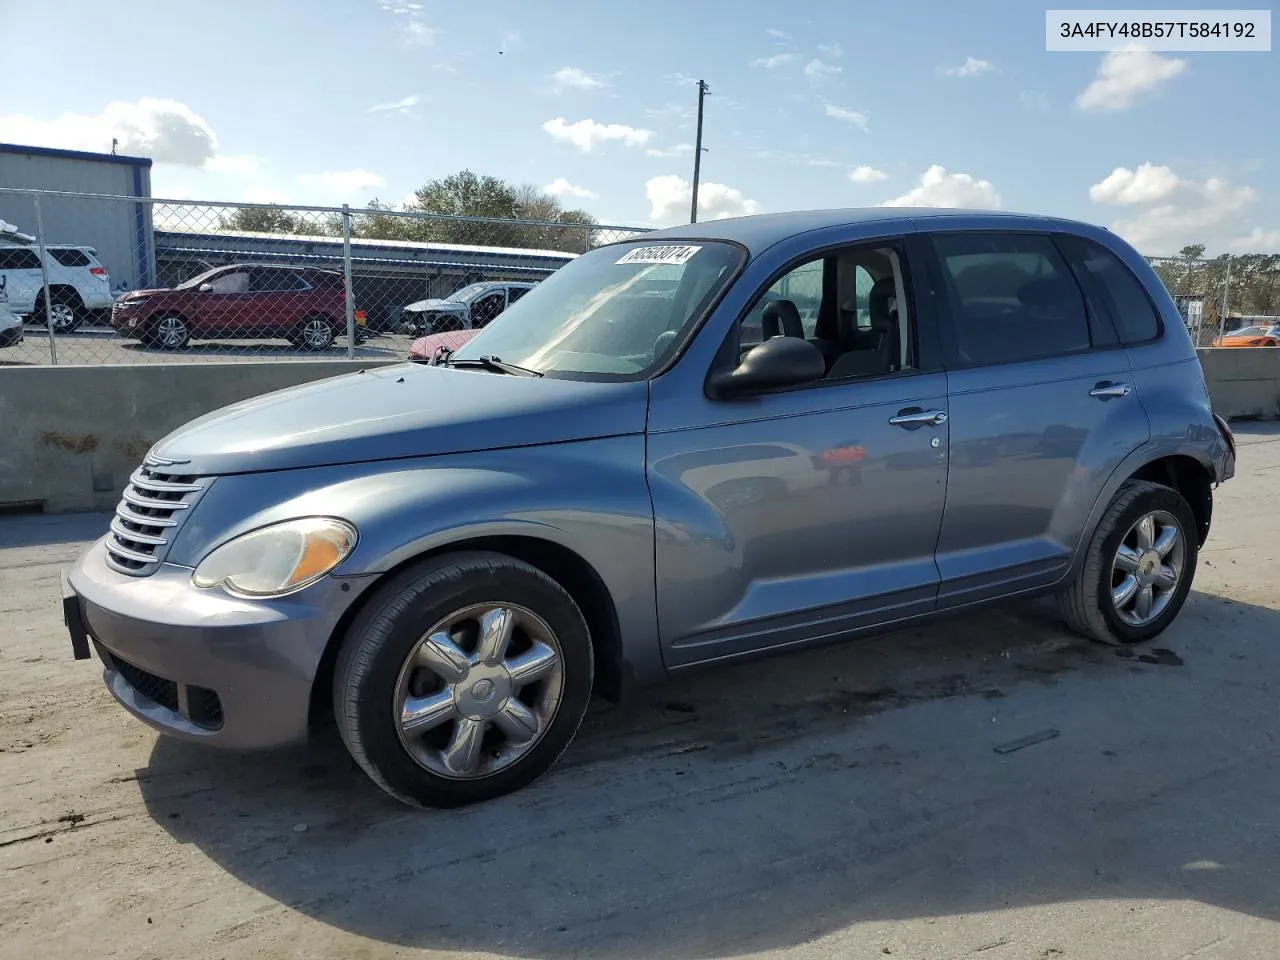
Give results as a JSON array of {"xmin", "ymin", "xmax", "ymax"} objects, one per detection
[{"xmin": 192, "ymin": 517, "xmax": 357, "ymax": 597}]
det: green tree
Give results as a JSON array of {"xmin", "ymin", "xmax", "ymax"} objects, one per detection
[
  {"xmin": 217, "ymin": 206, "xmax": 341, "ymax": 237},
  {"xmin": 350, "ymin": 170, "xmax": 597, "ymax": 253}
]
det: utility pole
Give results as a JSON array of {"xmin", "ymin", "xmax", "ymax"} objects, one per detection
[{"xmin": 690, "ymin": 79, "xmax": 710, "ymax": 223}]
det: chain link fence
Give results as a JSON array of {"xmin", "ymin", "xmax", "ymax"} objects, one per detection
[
  {"xmin": 0, "ymin": 188, "xmax": 650, "ymax": 366},
  {"xmin": 2, "ymin": 186, "xmax": 1277, "ymax": 366}
]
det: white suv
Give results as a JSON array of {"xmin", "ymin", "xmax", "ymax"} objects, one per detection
[
  {"xmin": 0, "ymin": 278, "xmax": 22, "ymax": 349},
  {"xmin": 0, "ymin": 242, "xmax": 114, "ymax": 333}
]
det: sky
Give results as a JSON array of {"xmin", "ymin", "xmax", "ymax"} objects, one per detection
[{"xmin": 0, "ymin": 0, "xmax": 1275, "ymax": 256}]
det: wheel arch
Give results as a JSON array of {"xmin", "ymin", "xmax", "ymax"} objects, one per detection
[
  {"xmin": 36, "ymin": 284, "xmax": 83, "ymax": 308},
  {"xmin": 309, "ymin": 534, "xmax": 625, "ymax": 736},
  {"xmin": 1069, "ymin": 446, "xmax": 1217, "ymax": 580}
]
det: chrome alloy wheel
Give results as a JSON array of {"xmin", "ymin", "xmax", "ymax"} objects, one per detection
[
  {"xmin": 393, "ymin": 603, "xmax": 564, "ymax": 780},
  {"xmin": 300, "ymin": 318, "xmax": 333, "ymax": 349},
  {"xmin": 155, "ymin": 316, "xmax": 188, "ymax": 348},
  {"xmin": 1111, "ymin": 509, "xmax": 1185, "ymax": 627}
]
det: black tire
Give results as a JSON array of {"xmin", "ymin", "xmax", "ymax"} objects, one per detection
[
  {"xmin": 38, "ymin": 292, "xmax": 83, "ymax": 334},
  {"xmin": 141, "ymin": 315, "xmax": 190, "ymax": 350},
  {"xmin": 1057, "ymin": 479, "xmax": 1199, "ymax": 645},
  {"xmin": 333, "ymin": 551, "xmax": 594, "ymax": 808},
  {"xmin": 294, "ymin": 316, "xmax": 335, "ymax": 351}
]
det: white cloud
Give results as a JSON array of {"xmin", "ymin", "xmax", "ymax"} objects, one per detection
[
  {"xmin": 0, "ymin": 97, "xmax": 217, "ymax": 166},
  {"xmin": 1076, "ymin": 46, "xmax": 1186, "ymax": 112},
  {"xmin": 1089, "ymin": 163, "xmax": 1181, "ymax": 205},
  {"xmin": 824, "ymin": 104, "xmax": 869, "ymax": 130},
  {"xmin": 377, "ymin": 1, "xmax": 422, "ymax": 12},
  {"xmin": 543, "ymin": 177, "xmax": 598, "ymax": 200},
  {"xmin": 241, "ymin": 186, "xmax": 295, "ymax": 205},
  {"xmin": 645, "ymin": 102, "xmax": 694, "ymax": 124},
  {"xmin": 646, "ymin": 143, "xmax": 694, "ymax": 158},
  {"xmin": 766, "ymin": 28, "xmax": 790, "ymax": 39},
  {"xmin": 849, "ymin": 165, "xmax": 889, "ymax": 184},
  {"xmin": 203, "ymin": 153, "xmax": 264, "ymax": 175},
  {"xmin": 1018, "ymin": 90, "xmax": 1051, "ymax": 111},
  {"xmin": 881, "ymin": 165, "xmax": 1001, "ymax": 209},
  {"xmin": 751, "ymin": 53, "xmax": 796, "ymax": 69},
  {"xmin": 804, "ymin": 59, "xmax": 842, "ymax": 82},
  {"xmin": 942, "ymin": 57, "xmax": 996, "ymax": 78},
  {"xmin": 1229, "ymin": 228, "xmax": 1280, "ymax": 252},
  {"xmin": 295, "ymin": 168, "xmax": 387, "ymax": 197},
  {"xmin": 750, "ymin": 149, "xmax": 840, "ymax": 168},
  {"xmin": 1091, "ymin": 168, "xmax": 1258, "ymax": 255},
  {"xmin": 542, "ymin": 117, "xmax": 653, "ymax": 152},
  {"xmin": 645, "ymin": 174, "xmax": 761, "ymax": 226},
  {"xmin": 552, "ymin": 67, "xmax": 607, "ymax": 91},
  {"xmin": 402, "ymin": 20, "xmax": 436, "ymax": 46},
  {"xmin": 818, "ymin": 43, "xmax": 843, "ymax": 57},
  {"xmin": 368, "ymin": 94, "xmax": 420, "ymax": 115}
]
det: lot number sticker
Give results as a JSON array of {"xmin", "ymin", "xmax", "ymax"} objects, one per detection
[{"xmin": 616, "ymin": 244, "xmax": 702, "ymax": 266}]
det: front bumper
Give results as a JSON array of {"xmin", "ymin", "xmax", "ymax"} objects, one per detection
[{"xmin": 66, "ymin": 536, "xmax": 361, "ymax": 750}]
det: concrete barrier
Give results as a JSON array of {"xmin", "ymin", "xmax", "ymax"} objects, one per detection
[
  {"xmin": 3, "ymin": 350, "xmax": 1277, "ymax": 514},
  {"xmin": 1, "ymin": 360, "xmax": 400, "ymax": 513},
  {"xmin": 1197, "ymin": 347, "xmax": 1280, "ymax": 421}
]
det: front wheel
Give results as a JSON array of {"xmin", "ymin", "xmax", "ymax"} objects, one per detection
[
  {"xmin": 142, "ymin": 315, "xmax": 190, "ymax": 350},
  {"xmin": 294, "ymin": 317, "xmax": 336, "ymax": 351},
  {"xmin": 38, "ymin": 295, "xmax": 83, "ymax": 334},
  {"xmin": 1057, "ymin": 479, "xmax": 1199, "ymax": 645},
  {"xmin": 333, "ymin": 551, "xmax": 594, "ymax": 808}
]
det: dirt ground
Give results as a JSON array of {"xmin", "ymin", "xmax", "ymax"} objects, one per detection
[{"xmin": 3, "ymin": 425, "xmax": 1280, "ymax": 960}]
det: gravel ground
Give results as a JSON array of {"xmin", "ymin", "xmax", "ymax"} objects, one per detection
[{"xmin": 2, "ymin": 424, "xmax": 1279, "ymax": 960}]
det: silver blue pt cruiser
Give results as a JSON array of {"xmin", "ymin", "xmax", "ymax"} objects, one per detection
[{"xmin": 64, "ymin": 209, "xmax": 1236, "ymax": 807}]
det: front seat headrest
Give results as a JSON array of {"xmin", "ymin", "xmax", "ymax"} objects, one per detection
[{"xmin": 762, "ymin": 299, "xmax": 804, "ymax": 339}]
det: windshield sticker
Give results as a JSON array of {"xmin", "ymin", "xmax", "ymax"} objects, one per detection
[{"xmin": 616, "ymin": 244, "xmax": 702, "ymax": 266}]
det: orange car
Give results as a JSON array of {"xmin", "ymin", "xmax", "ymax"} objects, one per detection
[{"xmin": 1211, "ymin": 324, "xmax": 1280, "ymax": 347}]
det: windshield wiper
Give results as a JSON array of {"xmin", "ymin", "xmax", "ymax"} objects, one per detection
[{"xmin": 444, "ymin": 354, "xmax": 543, "ymax": 377}]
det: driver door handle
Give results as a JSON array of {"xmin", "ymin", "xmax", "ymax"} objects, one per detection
[
  {"xmin": 888, "ymin": 408, "xmax": 948, "ymax": 428},
  {"xmin": 1089, "ymin": 381, "xmax": 1131, "ymax": 400}
]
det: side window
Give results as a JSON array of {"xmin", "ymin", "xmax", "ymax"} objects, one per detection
[
  {"xmin": 507, "ymin": 286, "xmax": 531, "ymax": 303},
  {"xmin": 735, "ymin": 242, "xmax": 916, "ymax": 381},
  {"xmin": 1058, "ymin": 236, "xmax": 1161, "ymax": 344},
  {"xmin": 50, "ymin": 249, "xmax": 91, "ymax": 267},
  {"xmin": 931, "ymin": 233, "xmax": 1090, "ymax": 366},
  {"xmin": 0, "ymin": 248, "xmax": 42, "ymax": 270},
  {"xmin": 207, "ymin": 271, "xmax": 250, "ymax": 294}
]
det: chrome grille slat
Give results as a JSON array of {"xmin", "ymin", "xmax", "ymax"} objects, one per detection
[
  {"xmin": 105, "ymin": 460, "xmax": 209, "ymax": 576},
  {"xmin": 109, "ymin": 516, "xmax": 168, "ymax": 546},
  {"xmin": 122, "ymin": 488, "xmax": 192, "ymax": 512}
]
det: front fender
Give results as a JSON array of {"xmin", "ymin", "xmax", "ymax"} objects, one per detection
[{"xmin": 168, "ymin": 435, "xmax": 664, "ymax": 684}]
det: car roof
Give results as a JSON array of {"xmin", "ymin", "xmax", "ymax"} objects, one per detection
[
  {"xmin": 632, "ymin": 208, "xmax": 1103, "ymax": 256},
  {"xmin": 212, "ymin": 262, "xmax": 341, "ymax": 275}
]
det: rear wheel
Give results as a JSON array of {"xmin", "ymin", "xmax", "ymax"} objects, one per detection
[
  {"xmin": 333, "ymin": 551, "xmax": 594, "ymax": 808},
  {"xmin": 1057, "ymin": 480, "xmax": 1198, "ymax": 645},
  {"xmin": 294, "ymin": 317, "xmax": 335, "ymax": 351},
  {"xmin": 37, "ymin": 292, "xmax": 83, "ymax": 334}
]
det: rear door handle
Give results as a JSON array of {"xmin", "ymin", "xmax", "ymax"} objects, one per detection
[
  {"xmin": 1089, "ymin": 381, "xmax": 1131, "ymax": 400},
  {"xmin": 888, "ymin": 408, "xmax": 948, "ymax": 428}
]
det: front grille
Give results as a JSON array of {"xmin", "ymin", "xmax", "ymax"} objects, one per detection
[{"xmin": 105, "ymin": 460, "xmax": 209, "ymax": 576}]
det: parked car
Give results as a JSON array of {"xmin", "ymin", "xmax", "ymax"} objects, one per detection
[
  {"xmin": 0, "ymin": 278, "xmax": 22, "ymax": 348},
  {"xmin": 64, "ymin": 209, "xmax": 1235, "ymax": 809},
  {"xmin": 0, "ymin": 242, "xmax": 114, "ymax": 332},
  {"xmin": 1210, "ymin": 323, "xmax": 1280, "ymax": 347},
  {"xmin": 110, "ymin": 263, "xmax": 362, "ymax": 350},
  {"xmin": 408, "ymin": 328, "xmax": 479, "ymax": 364},
  {"xmin": 402, "ymin": 281, "xmax": 536, "ymax": 335}
]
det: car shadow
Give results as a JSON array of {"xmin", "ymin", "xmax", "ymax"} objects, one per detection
[{"xmin": 136, "ymin": 589, "xmax": 1280, "ymax": 957}]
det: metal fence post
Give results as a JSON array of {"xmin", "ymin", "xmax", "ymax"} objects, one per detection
[
  {"xmin": 341, "ymin": 203, "xmax": 356, "ymax": 359},
  {"xmin": 1220, "ymin": 255, "xmax": 1233, "ymax": 335},
  {"xmin": 583, "ymin": 223, "xmax": 592, "ymax": 253},
  {"xmin": 32, "ymin": 192, "xmax": 57, "ymax": 366}
]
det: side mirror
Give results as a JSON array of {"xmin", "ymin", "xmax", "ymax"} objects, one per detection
[
  {"xmin": 707, "ymin": 336, "xmax": 825, "ymax": 399},
  {"xmin": 199, "ymin": 283, "xmax": 214, "ymax": 293}
]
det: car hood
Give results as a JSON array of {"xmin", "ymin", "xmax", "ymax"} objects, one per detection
[
  {"xmin": 118, "ymin": 287, "xmax": 171, "ymax": 301},
  {"xmin": 147, "ymin": 362, "xmax": 649, "ymax": 475},
  {"xmin": 403, "ymin": 298, "xmax": 467, "ymax": 314}
]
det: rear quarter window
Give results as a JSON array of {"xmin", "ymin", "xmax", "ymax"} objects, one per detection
[
  {"xmin": 0, "ymin": 248, "xmax": 42, "ymax": 270},
  {"xmin": 50, "ymin": 249, "xmax": 92, "ymax": 267},
  {"xmin": 1057, "ymin": 235, "xmax": 1161, "ymax": 344}
]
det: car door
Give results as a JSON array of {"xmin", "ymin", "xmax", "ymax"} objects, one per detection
[
  {"xmin": 247, "ymin": 267, "xmax": 311, "ymax": 337},
  {"xmin": 469, "ymin": 289, "xmax": 508, "ymax": 329},
  {"xmin": 923, "ymin": 229, "xmax": 1151, "ymax": 607},
  {"xmin": 0, "ymin": 246, "xmax": 44, "ymax": 314},
  {"xmin": 195, "ymin": 267, "xmax": 252, "ymax": 335},
  {"xmin": 647, "ymin": 234, "xmax": 950, "ymax": 668}
]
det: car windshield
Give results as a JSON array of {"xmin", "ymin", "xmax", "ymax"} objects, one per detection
[
  {"xmin": 445, "ymin": 283, "xmax": 491, "ymax": 303},
  {"xmin": 1230, "ymin": 325, "xmax": 1272, "ymax": 337},
  {"xmin": 447, "ymin": 240, "xmax": 743, "ymax": 379},
  {"xmin": 175, "ymin": 266, "xmax": 229, "ymax": 290}
]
